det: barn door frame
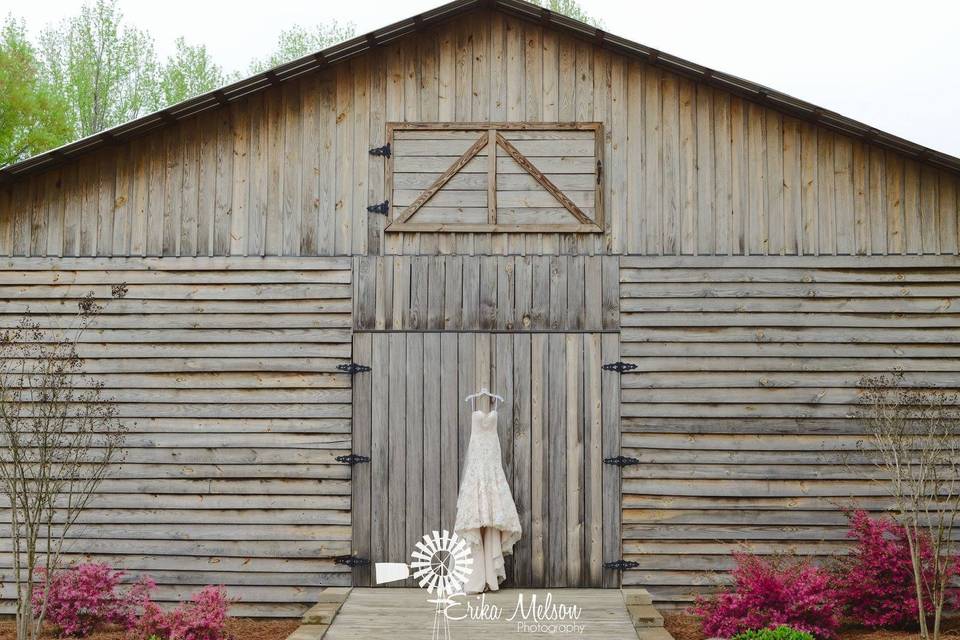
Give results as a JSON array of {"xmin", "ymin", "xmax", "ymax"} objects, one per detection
[{"xmin": 348, "ymin": 330, "xmax": 622, "ymax": 589}]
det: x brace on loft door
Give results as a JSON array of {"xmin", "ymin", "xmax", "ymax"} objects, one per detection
[{"xmin": 384, "ymin": 122, "xmax": 604, "ymax": 233}]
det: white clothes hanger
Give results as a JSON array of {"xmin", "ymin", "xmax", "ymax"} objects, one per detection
[{"xmin": 464, "ymin": 387, "xmax": 504, "ymax": 411}]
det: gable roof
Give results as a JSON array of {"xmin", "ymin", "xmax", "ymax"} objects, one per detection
[{"xmin": 2, "ymin": 0, "xmax": 958, "ymax": 183}]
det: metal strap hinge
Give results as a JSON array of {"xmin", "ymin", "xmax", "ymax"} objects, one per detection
[
  {"xmin": 335, "ymin": 555, "xmax": 371, "ymax": 567},
  {"xmin": 336, "ymin": 454, "xmax": 370, "ymax": 465},
  {"xmin": 604, "ymin": 455, "xmax": 640, "ymax": 467},
  {"xmin": 337, "ymin": 363, "xmax": 371, "ymax": 374},
  {"xmin": 369, "ymin": 143, "xmax": 391, "ymax": 158},
  {"xmin": 367, "ymin": 200, "xmax": 390, "ymax": 215},
  {"xmin": 602, "ymin": 361, "xmax": 637, "ymax": 373},
  {"xmin": 604, "ymin": 559, "xmax": 639, "ymax": 571},
  {"xmin": 603, "ymin": 456, "xmax": 640, "ymax": 467}
]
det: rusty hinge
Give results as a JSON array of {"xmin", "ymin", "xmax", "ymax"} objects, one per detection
[
  {"xmin": 604, "ymin": 455, "xmax": 640, "ymax": 467},
  {"xmin": 367, "ymin": 200, "xmax": 389, "ymax": 215},
  {"xmin": 604, "ymin": 559, "xmax": 639, "ymax": 571},
  {"xmin": 597, "ymin": 159, "xmax": 603, "ymax": 184},
  {"xmin": 369, "ymin": 143, "xmax": 391, "ymax": 158},
  {"xmin": 336, "ymin": 453, "xmax": 371, "ymax": 465},
  {"xmin": 337, "ymin": 363, "xmax": 371, "ymax": 374},
  {"xmin": 602, "ymin": 361, "xmax": 637, "ymax": 373}
]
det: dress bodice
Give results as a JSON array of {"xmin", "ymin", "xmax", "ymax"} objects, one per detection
[{"xmin": 471, "ymin": 409, "xmax": 499, "ymax": 432}]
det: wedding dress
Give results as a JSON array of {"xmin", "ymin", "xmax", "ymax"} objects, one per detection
[{"xmin": 453, "ymin": 409, "xmax": 522, "ymax": 593}]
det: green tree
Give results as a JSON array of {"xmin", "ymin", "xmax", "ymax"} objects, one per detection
[
  {"xmin": 159, "ymin": 37, "xmax": 228, "ymax": 106},
  {"xmin": 39, "ymin": 0, "xmax": 159, "ymax": 138},
  {"xmin": 249, "ymin": 21, "xmax": 356, "ymax": 74},
  {"xmin": 0, "ymin": 17, "xmax": 71, "ymax": 166},
  {"xmin": 534, "ymin": 0, "xmax": 603, "ymax": 28}
]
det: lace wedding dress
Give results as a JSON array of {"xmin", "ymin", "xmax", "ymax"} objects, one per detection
[{"xmin": 454, "ymin": 409, "xmax": 522, "ymax": 593}]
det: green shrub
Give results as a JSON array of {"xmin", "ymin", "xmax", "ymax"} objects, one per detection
[{"xmin": 731, "ymin": 626, "xmax": 815, "ymax": 640}]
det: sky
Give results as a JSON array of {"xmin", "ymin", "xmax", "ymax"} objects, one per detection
[{"xmin": 5, "ymin": 0, "xmax": 960, "ymax": 157}]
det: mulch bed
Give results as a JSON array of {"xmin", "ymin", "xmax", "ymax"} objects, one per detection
[
  {"xmin": 0, "ymin": 619, "xmax": 300, "ymax": 640},
  {"xmin": 665, "ymin": 614, "xmax": 960, "ymax": 640}
]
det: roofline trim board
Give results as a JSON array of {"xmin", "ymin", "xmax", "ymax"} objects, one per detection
[{"xmin": 2, "ymin": 0, "xmax": 957, "ymax": 183}]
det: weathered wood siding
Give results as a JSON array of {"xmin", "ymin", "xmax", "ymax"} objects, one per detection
[
  {"xmin": 0, "ymin": 257, "xmax": 353, "ymax": 616},
  {"xmin": 351, "ymin": 330, "xmax": 621, "ymax": 588},
  {"xmin": 353, "ymin": 255, "xmax": 619, "ymax": 331},
  {"xmin": 617, "ymin": 255, "xmax": 960, "ymax": 607},
  {"xmin": 2, "ymin": 9, "xmax": 958, "ymax": 257}
]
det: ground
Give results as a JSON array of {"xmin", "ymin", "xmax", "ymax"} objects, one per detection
[
  {"xmin": 0, "ymin": 618, "xmax": 299, "ymax": 640},
  {"xmin": 664, "ymin": 614, "xmax": 960, "ymax": 640}
]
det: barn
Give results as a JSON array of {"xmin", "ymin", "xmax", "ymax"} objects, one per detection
[{"xmin": 2, "ymin": 0, "xmax": 959, "ymax": 617}]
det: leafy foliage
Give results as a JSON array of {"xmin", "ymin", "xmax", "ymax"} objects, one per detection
[
  {"xmin": 159, "ymin": 37, "xmax": 228, "ymax": 106},
  {"xmin": 691, "ymin": 553, "xmax": 841, "ymax": 639},
  {"xmin": 249, "ymin": 22, "xmax": 356, "ymax": 74},
  {"xmin": 39, "ymin": 0, "xmax": 160, "ymax": 137},
  {"xmin": 132, "ymin": 585, "xmax": 231, "ymax": 640},
  {"xmin": 32, "ymin": 564, "xmax": 154, "ymax": 637},
  {"xmin": 0, "ymin": 17, "xmax": 72, "ymax": 165},
  {"xmin": 531, "ymin": 0, "xmax": 604, "ymax": 27},
  {"xmin": 731, "ymin": 626, "xmax": 816, "ymax": 640},
  {"xmin": 834, "ymin": 510, "xmax": 960, "ymax": 628}
]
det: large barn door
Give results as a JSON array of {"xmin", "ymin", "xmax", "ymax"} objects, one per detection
[{"xmin": 350, "ymin": 331, "xmax": 621, "ymax": 588}]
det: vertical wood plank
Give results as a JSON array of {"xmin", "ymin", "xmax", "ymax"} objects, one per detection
[
  {"xmin": 600, "ymin": 332, "xmax": 621, "ymax": 588},
  {"xmin": 427, "ymin": 256, "xmax": 445, "ymax": 330},
  {"xmin": 644, "ymin": 66, "xmax": 662, "ymax": 255},
  {"xmin": 440, "ymin": 332, "xmax": 460, "ymax": 532},
  {"xmin": 939, "ymin": 174, "xmax": 958, "ymax": 255},
  {"xmin": 422, "ymin": 333, "xmax": 442, "ymax": 534},
  {"xmin": 920, "ymin": 165, "xmax": 939, "ymax": 254},
  {"xmin": 530, "ymin": 332, "xmax": 548, "ymax": 586},
  {"xmin": 404, "ymin": 332, "xmax": 424, "ymax": 585},
  {"xmin": 282, "ymin": 81, "xmax": 302, "ymax": 256},
  {"xmin": 351, "ymin": 333, "xmax": 373, "ymax": 586},
  {"xmin": 368, "ymin": 52, "xmax": 387, "ymax": 256},
  {"xmin": 353, "ymin": 57, "xmax": 370, "ymax": 256},
  {"xmin": 625, "ymin": 62, "xmax": 644, "ymax": 254},
  {"xmin": 799, "ymin": 122, "xmax": 818, "ymax": 254},
  {"xmin": 512, "ymin": 333, "xmax": 532, "ymax": 585},
  {"xmin": 868, "ymin": 147, "xmax": 886, "ymax": 254},
  {"xmin": 696, "ymin": 84, "xmax": 715, "ymax": 255},
  {"xmin": 318, "ymin": 75, "xmax": 337, "ymax": 256},
  {"xmin": 782, "ymin": 118, "xmax": 801, "ymax": 255},
  {"xmin": 247, "ymin": 93, "xmax": 267, "ymax": 256},
  {"xmin": 834, "ymin": 134, "xmax": 854, "ymax": 255},
  {"xmin": 852, "ymin": 141, "xmax": 869, "ymax": 255},
  {"xmin": 213, "ymin": 108, "xmax": 234, "ymax": 256},
  {"xmin": 729, "ymin": 98, "xmax": 747, "ymax": 255},
  {"xmin": 443, "ymin": 255, "xmax": 463, "ymax": 330},
  {"xmin": 565, "ymin": 333, "xmax": 584, "ymax": 586},
  {"xmin": 816, "ymin": 130, "xmax": 836, "ymax": 255},
  {"xmin": 370, "ymin": 333, "xmax": 390, "ymax": 568},
  {"xmin": 197, "ymin": 113, "xmax": 217, "ymax": 256},
  {"xmin": 661, "ymin": 73, "xmax": 680, "ymax": 254},
  {"xmin": 886, "ymin": 152, "xmax": 905, "ymax": 254},
  {"xmin": 179, "ymin": 117, "xmax": 199, "ymax": 256},
  {"xmin": 111, "ymin": 146, "xmax": 131, "ymax": 256},
  {"xmin": 746, "ymin": 103, "xmax": 766, "ymax": 255},
  {"xmin": 387, "ymin": 333, "xmax": 407, "ymax": 565},
  {"xmin": 584, "ymin": 333, "xmax": 604, "ymax": 585},
  {"xmin": 766, "ymin": 110, "xmax": 784, "ymax": 255},
  {"xmin": 229, "ymin": 103, "xmax": 249, "ymax": 256},
  {"xmin": 336, "ymin": 65, "xmax": 355, "ymax": 256},
  {"xmin": 678, "ymin": 78, "xmax": 697, "ymax": 255},
  {"xmin": 264, "ymin": 88, "xmax": 284, "ymax": 256},
  {"xmin": 547, "ymin": 332, "xmax": 567, "ymax": 586}
]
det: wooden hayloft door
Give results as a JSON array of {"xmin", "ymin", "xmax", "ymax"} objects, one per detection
[{"xmin": 349, "ymin": 331, "xmax": 622, "ymax": 588}]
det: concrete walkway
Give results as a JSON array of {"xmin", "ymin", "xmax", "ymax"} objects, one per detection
[{"xmin": 321, "ymin": 587, "xmax": 644, "ymax": 639}]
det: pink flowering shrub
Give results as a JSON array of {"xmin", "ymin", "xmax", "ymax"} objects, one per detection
[
  {"xmin": 132, "ymin": 585, "xmax": 231, "ymax": 640},
  {"xmin": 32, "ymin": 563, "xmax": 155, "ymax": 636},
  {"xmin": 834, "ymin": 510, "xmax": 960, "ymax": 628},
  {"xmin": 692, "ymin": 553, "xmax": 841, "ymax": 639}
]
